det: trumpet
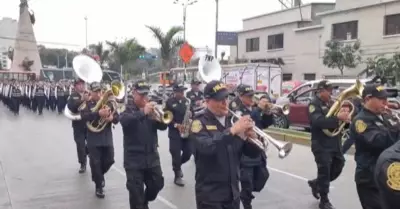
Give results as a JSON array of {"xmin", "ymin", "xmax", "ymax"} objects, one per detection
[
  {"xmin": 229, "ymin": 110, "xmax": 293, "ymax": 158},
  {"xmin": 150, "ymin": 102, "xmax": 174, "ymax": 124},
  {"xmin": 266, "ymin": 103, "xmax": 290, "ymax": 115}
]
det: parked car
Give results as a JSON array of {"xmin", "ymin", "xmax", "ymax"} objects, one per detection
[{"xmin": 274, "ymin": 78, "xmax": 397, "ymax": 130}]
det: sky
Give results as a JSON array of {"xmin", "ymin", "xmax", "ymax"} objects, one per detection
[{"xmin": 0, "ymin": 0, "xmax": 334, "ymax": 56}]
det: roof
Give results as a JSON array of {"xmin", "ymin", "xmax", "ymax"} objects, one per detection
[
  {"xmin": 243, "ymin": 2, "xmax": 335, "ymax": 21},
  {"xmin": 316, "ymin": 0, "xmax": 399, "ymax": 16}
]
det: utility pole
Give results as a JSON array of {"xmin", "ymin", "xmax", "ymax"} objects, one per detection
[
  {"xmin": 174, "ymin": 0, "xmax": 198, "ymax": 82},
  {"xmin": 215, "ymin": 0, "xmax": 219, "ymax": 58},
  {"xmin": 84, "ymin": 16, "xmax": 88, "ymax": 49}
]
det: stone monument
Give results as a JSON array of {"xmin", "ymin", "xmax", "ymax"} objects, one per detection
[{"xmin": 11, "ymin": 0, "xmax": 42, "ymax": 75}]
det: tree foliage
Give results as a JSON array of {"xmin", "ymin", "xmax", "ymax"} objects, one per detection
[
  {"xmin": 366, "ymin": 53, "xmax": 400, "ymax": 83},
  {"xmin": 88, "ymin": 42, "xmax": 110, "ymax": 67},
  {"xmin": 38, "ymin": 45, "xmax": 78, "ymax": 68},
  {"xmin": 322, "ymin": 40, "xmax": 362, "ymax": 75},
  {"xmin": 146, "ymin": 25, "xmax": 184, "ymax": 70},
  {"xmin": 106, "ymin": 38, "xmax": 146, "ymax": 77}
]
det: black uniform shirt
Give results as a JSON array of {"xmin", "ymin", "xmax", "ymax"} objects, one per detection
[
  {"xmin": 375, "ymin": 140, "xmax": 400, "ymax": 209},
  {"xmin": 189, "ymin": 109, "xmax": 260, "ymax": 202},
  {"xmin": 80, "ymin": 100, "xmax": 119, "ymax": 147},
  {"xmin": 229, "ymin": 97, "xmax": 263, "ymax": 166},
  {"xmin": 308, "ymin": 96, "xmax": 341, "ymax": 152},
  {"xmin": 350, "ymin": 108, "xmax": 397, "ymax": 184},
  {"xmin": 164, "ymin": 97, "xmax": 189, "ymax": 138},
  {"xmin": 186, "ymin": 89, "xmax": 203, "ymax": 111},
  {"xmin": 67, "ymin": 92, "xmax": 86, "ymax": 130},
  {"xmin": 119, "ymin": 103, "xmax": 168, "ymax": 169}
]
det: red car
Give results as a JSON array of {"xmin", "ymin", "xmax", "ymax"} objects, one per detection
[{"xmin": 274, "ymin": 86, "xmax": 398, "ymax": 130}]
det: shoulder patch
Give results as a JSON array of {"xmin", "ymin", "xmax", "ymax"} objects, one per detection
[
  {"xmin": 191, "ymin": 120, "xmax": 203, "ymax": 133},
  {"xmin": 386, "ymin": 162, "xmax": 400, "ymax": 191},
  {"xmin": 355, "ymin": 120, "xmax": 367, "ymax": 134},
  {"xmin": 309, "ymin": 105, "xmax": 315, "ymax": 113}
]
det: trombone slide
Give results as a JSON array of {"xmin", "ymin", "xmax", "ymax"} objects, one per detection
[{"xmin": 229, "ymin": 110, "xmax": 293, "ymax": 158}]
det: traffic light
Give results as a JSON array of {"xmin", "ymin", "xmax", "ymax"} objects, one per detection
[{"xmin": 139, "ymin": 55, "xmax": 144, "ymax": 59}]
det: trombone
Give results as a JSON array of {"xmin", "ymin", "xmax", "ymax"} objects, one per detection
[{"xmin": 229, "ymin": 110, "xmax": 293, "ymax": 158}]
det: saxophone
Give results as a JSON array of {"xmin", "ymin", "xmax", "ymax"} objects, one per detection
[{"xmin": 180, "ymin": 98, "xmax": 192, "ymax": 138}]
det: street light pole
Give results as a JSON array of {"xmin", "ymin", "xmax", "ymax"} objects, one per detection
[
  {"xmin": 174, "ymin": 0, "xmax": 198, "ymax": 82},
  {"xmin": 215, "ymin": 0, "xmax": 219, "ymax": 58},
  {"xmin": 84, "ymin": 16, "xmax": 88, "ymax": 49}
]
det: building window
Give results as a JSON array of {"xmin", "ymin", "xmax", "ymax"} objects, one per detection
[
  {"xmin": 268, "ymin": 33, "xmax": 284, "ymax": 50},
  {"xmin": 283, "ymin": 73, "xmax": 292, "ymax": 81},
  {"xmin": 304, "ymin": 73, "xmax": 316, "ymax": 81},
  {"xmin": 246, "ymin": 38, "xmax": 259, "ymax": 52},
  {"xmin": 385, "ymin": 14, "xmax": 400, "ymax": 35},
  {"xmin": 332, "ymin": 21, "xmax": 358, "ymax": 40}
]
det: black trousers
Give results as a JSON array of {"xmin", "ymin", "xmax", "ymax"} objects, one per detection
[
  {"xmin": 88, "ymin": 146, "xmax": 115, "ymax": 188},
  {"xmin": 356, "ymin": 183, "xmax": 382, "ymax": 209},
  {"xmin": 312, "ymin": 151, "xmax": 345, "ymax": 195},
  {"xmin": 73, "ymin": 129, "xmax": 87, "ymax": 165},
  {"xmin": 169, "ymin": 137, "xmax": 192, "ymax": 173},
  {"xmin": 35, "ymin": 97, "xmax": 45, "ymax": 114},
  {"xmin": 56, "ymin": 97, "xmax": 66, "ymax": 114},
  {"xmin": 196, "ymin": 198, "xmax": 240, "ymax": 209},
  {"xmin": 125, "ymin": 166, "xmax": 164, "ymax": 209}
]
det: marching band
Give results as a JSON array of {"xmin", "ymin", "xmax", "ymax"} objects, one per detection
[{"xmin": 1, "ymin": 53, "xmax": 400, "ymax": 209}]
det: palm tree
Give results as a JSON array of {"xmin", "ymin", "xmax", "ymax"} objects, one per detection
[
  {"xmin": 88, "ymin": 42, "xmax": 110, "ymax": 67},
  {"xmin": 106, "ymin": 38, "xmax": 146, "ymax": 78},
  {"xmin": 146, "ymin": 25, "xmax": 184, "ymax": 70}
]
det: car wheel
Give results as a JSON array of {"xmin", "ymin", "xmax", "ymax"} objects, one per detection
[{"xmin": 273, "ymin": 114, "xmax": 289, "ymax": 129}]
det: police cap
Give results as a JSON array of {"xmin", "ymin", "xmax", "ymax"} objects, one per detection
[
  {"xmin": 362, "ymin": 84, "xmax": 389, "ymax": 99},
  {"xmin": 204, "ymin": 80, "xmax": 229, "ymax": 101}
]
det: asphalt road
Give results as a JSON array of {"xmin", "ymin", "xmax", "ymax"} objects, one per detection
[{"xmin": 0, "ymin": 106, "xmax": 362, "ymax": 209}]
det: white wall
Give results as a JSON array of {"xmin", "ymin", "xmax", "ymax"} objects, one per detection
[{"xmin": 231, "ymin": 1, "xmax": 400, "ymax": 80}]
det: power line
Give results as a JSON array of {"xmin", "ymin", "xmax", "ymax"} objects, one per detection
[{"xmin": 0, "ymin": 36, "xmax": 82, "ymax": 47}]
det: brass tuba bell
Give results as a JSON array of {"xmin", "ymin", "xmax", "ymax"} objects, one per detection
[
  {"xmin": 322, "ymin": 79, "xmax": 364, "ymax": 137},
  {"xmin": 86, "ymin": 80, "xmax": 125, "ymax": 133}
]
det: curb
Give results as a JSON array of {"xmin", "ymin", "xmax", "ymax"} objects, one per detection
[{"xmin": 264, "ymin": 128, "xmax": 355, "ymax": 155}]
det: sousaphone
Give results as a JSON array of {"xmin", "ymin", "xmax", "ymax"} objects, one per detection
[{"xmin": 64, "ymin": 54, "xmax": 103, "ymax": 120}]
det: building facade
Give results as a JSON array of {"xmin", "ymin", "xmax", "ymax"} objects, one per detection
[
  {"xmin": 230, "ymin": 0, "xmax": 400, "ymax": 81},
  {"xmin": 0, "ymin": 17, "xmax": 18, "ymax": 70}
]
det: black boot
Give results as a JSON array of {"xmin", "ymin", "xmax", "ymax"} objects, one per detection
[
  {"xmin": 319, "ymin": 195, "xmax": 334, "ymax": 209},
  {"xmin": 95, "ymin": 187, "xmax": 105, "ymax": 198},
  {"xmin": 308, "ymin": 179, "xmax": 320, "ymax": 199},
  {"xmin": 101, "ymin": 180, "xmax": 105, "ymax": 188},
  {"xmin": 79, "ymin": 164, "xmax": 86, "ymax": 174}
]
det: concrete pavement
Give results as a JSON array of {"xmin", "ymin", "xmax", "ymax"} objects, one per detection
[{"xmin": 0, "ymin": 107, "xmax": 362, "ymax": 209}]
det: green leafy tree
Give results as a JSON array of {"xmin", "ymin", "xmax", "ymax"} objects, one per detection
[
  {"xmin": 88, "ymin": 42, "xmax": 110, "ymax": 67},
  {"xmin": 38, "ymin": 45, "xmax": 77, "ymax": 68},
  {"xmin": 322, "ymin": 40, "xmax": 362, "ymax": 76},
  {"xmin": 366, "ymin": 53, "xmax": 400, "ymax": 84},
  {"xmin": 146, "ymin": 25, "xmax": 184, "ymax": 70},
  {"xmin": 106, "ymin": 38, "xmax": 146, "ymax": 78}
]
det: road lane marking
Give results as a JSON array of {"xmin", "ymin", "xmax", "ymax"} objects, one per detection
[
  {"xmin": 111, "ymin": 166, "xmax": 178, "ymax": 209},
  {"xmin": 268, "ymin": 166, "xmax": 334, "ymax": 189}
]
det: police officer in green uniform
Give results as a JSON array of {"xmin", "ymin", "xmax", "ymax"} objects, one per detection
[
  {"xmin": 307, "ymin": 80, "xmax": 349, "ymax": 209},
  {"xmin": 350, "ymin": 84, "xmax": 398, "ymax": 209},
  {"xmin": 375, "ymin": 140, "xmax": 400, "ymax": 209},
  {"xmin": 189, "ymin": 80, "xmax": 261, "ymax": 209}
]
